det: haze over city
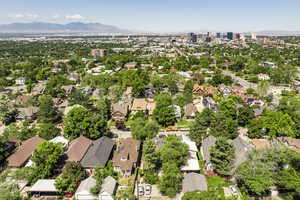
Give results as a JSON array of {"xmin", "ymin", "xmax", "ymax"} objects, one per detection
[{"xmin": 0, "ymin": 0, "xmax": 299, "ymax": 32}]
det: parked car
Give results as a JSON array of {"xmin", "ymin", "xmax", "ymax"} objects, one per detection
[
  {"xmin": 145, "ymin": 184, "xmax": 152, "ymax": 195},
  {"xmin": 138, "ymin": 186, "xmax": 144, "ymax": 196}
]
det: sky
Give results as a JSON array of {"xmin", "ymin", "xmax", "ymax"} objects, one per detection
[{"xmin": 0, "ymin": 0, "xmax": 299, "ymax": 32}]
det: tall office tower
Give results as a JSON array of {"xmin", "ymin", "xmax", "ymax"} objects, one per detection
[
  {"xmin": 187, "ymin": 32, "xmax": 197, "ymax": 43},
  {"xmin": 216, "ymin": 32, "xmax": 221, "ymax": 38},
  {"xmin": 227, "ymin": 32, "xmax": 234, "ymax": 40},
  {"xmin": 251, "ymin": 32, "xmax": 257, "ymax": 40},
  {"xmin": 207, "ymin": 32, "xmax": 213, "ymax": 37}
]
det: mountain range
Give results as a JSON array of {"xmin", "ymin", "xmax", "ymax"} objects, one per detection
[{"xmin": 0, "ymin": 22, "xmax": 129, "ymax": 33}]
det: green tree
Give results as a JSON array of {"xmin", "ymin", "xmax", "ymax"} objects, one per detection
[
  {"xmin": 36, "ymin": 123, "xmax": 60, "ymax": 140},
  {"xmin": 0, "ymin": 184, "xmax": 22, "ymax": 200},
  {"xmin": 210, "ymin": 112, "xmax": 238, "ymax": 139},
  {"xmin": 210, "ymin": 137, "xmax": 235, "ymax": 176},
  {"xmin": 159, "ymin": 136, "xmax": 189, "ymax": 166},
  {"xmin": 131, "ymin": 118, "xmax": 159, "ymax": 141},
  {"xmin": 153, "ymin": 106, "xmax": 176, "ymax": 127},
  {"xmin": 220, "ymin": 98, "xmax": 238, "ymax": 120},
  {"xmin": 236, "ymin": 161, "xmax": 273, "ymax": 196},
  {"xmin": 64, "ymin": 107, "xmax": 108, "ymax": 140},
  {"xmin": 37, "ymin": 95, "xmax": 60, "ymax": 123},
  {"xmin": 31, "ymin": 142, "xmax": 64, "ymax": 181},
  {"xmin": 55, "ymin": 162, "xmax": 84, "ymax": 195},
  {"xmin": 69, "ymin": 89, "xmax": 90, "ymax": 106},
  {"xmin": 159, "ymin": 163, "xmax": 183, "ymax": 197},
  {"xmin": 237, "ymin": 106, "xmax": 255, "ymax": 127}
]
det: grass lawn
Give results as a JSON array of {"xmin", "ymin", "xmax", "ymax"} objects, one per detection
[
  {"xmin": 207, "ymin": 176, "xmax": 232, "ymax": 199},
  {"xmin": 176, "ymin": 120, "xmax": 193, "ymax": 128}
]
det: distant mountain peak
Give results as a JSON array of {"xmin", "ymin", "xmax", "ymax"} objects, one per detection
[{"xmin": 0, "ymin": 22, "xmax": 129, "ymax": 33}]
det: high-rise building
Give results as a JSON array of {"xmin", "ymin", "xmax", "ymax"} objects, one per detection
[
  {"xmin": 216, "ymin": 32, "xmax": 221, "ymax": 38},
  {"xmin": 251, "ymin": 32, "xmax": 257, "ymax": 40},
  {"xmin": 187, "ymin": 32, "xmax": 197, "ymax": 43},
  {"xmin": 207, "ymin": 32, "xmax": 212, "ymax": 37},
  {"xmin": 227, "ymin": 32, "xmax": 234, "ymax": 40}
]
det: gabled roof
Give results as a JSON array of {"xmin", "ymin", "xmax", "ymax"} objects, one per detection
[
  {"xmin": 182, "ymin": 135, "xmax": 198, "ymax": 152},
  {"xmin": 6, "ymin": 136, "xmax": 45, "ymax": 167},
  {"xmin": 201, "ymin": 136, "xmax": 216, "ymax": 162},
  {"xmin": 29, "ymin": 179, "xmax": 58, "ymax": 193},
  {"xmin": 100, "ymin": 176, "xmax": 117, "ymax": 195},
  {"xmin": 232, "ymin": 136, "xmax": 253, "ymax": 172},
  {"xmin": 131, "ymin": 98, "xmax": 147, "ymax": 111},
  {"xmin": 182, "ymin": 173, "xmax": 207, "ymax": 193},
  {"xmin": 111, "ymin": 103, "xmax": 128, "ymax": 116},
  {"xmin": 112, "ymin": 138, "xmax": 140, "ymax": 171},
  {"xmin": 76, "ymin": 176, "xmax": 96, "ymax": 195},
  {"xmin": 184, "ymin": 103, "xmax": 197, "ymax": 117},
  {"xmin": 66, "ymin": 136, "xmax": 93, "ymax": 162},
  {"xmin": 81, "ymin": 136, "xmax": 114, "ymax": 168}
]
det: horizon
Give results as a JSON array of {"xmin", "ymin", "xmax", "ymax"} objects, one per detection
[{"xmin": 0, "ymin": 0, "xmax": 299, "ymax": 33}]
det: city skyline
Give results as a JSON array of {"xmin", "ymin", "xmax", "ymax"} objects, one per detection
[{"xmin": 0, "ymin": 0, "xmax": 299, "ymax": 33}]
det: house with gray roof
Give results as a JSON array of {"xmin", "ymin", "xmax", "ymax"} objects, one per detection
[
  {"xmin": 182, "ymin": 173, "xmax": 207, "ymax": 193},
  {"xmin": 99, "ymin": 176, "xmax": 117, "ymax": 200},
  {"xmin": 75, "ymin": 176, "xmax": 97, "ymax": 200},
  {"xmin": 200, "ymin": 135, "xmax": 216, "ymax": 171},
  {"xmin": 80, "ymin": 136, "xmax": 114, "ymax": 169},
  {"xmin": 232, "ymin": 136, "xmax": 253, "ymax": 174}
]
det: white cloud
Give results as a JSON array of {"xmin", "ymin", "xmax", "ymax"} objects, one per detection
[
  {"xmin": 11, "ymin": 13, "xmax": 39, "ymax": 20},
  {"xmin": 65, "ymin": 14, "xmax": 84, "ymax": 20},
  {"xmin": 52, "ymin": 14, "xmax": 60, "ymax": 19}
]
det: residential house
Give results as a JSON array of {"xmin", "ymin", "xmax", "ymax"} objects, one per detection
[
  {"xmin": 146, "ymin": 99, "xmax": 156, "ymax": 117},
  {"xmin": 251, "ymin": 139, "xmax": 271, "ymax": 150},
  {"xmin": 184, "ymin": 103, "xmax": 197, "ymax": 119},
  {"xmin": 232, "ymin": 136, "xmax": 253, "ymax": 174},
  {"xmin": 81, "ymin": 137, "xmax": 114, "ymax": 173},
  {"xmin": 202, "ymin": 96, "xmax": 218, "ymax": 111},
  {"xmin": 15, "ymin": 77, "xmax": 26, "ymax": 85},
  {"xmin": 66, "ymin": 136, "xmax": 93, "ymax": 162},
  {"xmin": 257, "ymin": 73, "xmax": 270, "ymax": 81},
  {"xmin": 99, "ymin": 176, "xmax": 117, "ymax": 200},
  {"xmin": 181, "ymin": 135, "xmax": 200, "ymax": 173},
  {"xmin": 16, "ymin": 106, "xmax": 39, "ymax": 121},
  {"xmin": 112, "ymin": 138, "xmax": 141, "ymax": 176},
  {"xmin": 260, "ymin": 62, "xmax": 277, "ymax": 69},
  {"xmin": 131, "ymin": 98, "xmax": 148, "ymax": 112},
  {"xmin": 49, "ymin": 136, "xmax": 68, "ymax": 148},
  {"xmin": 169, "ymin": 105, "xmax": 181, "ymax": 119},
  {"xmin": 31, "ymin": 83, "xmax": 46, "ymax": 96},
  {"xmin": 15, "ymin": 94, "xmax": 32, "ymax": 105},
  {"xmin": 61, "ymin": 85, "xmax": 76, "ymax": 96},
  {"xmin": 182, "ymin": 173, "xmax": 207, "ymax": 193},
  {"xmin": 193, "ymin": 84, "xmax": 218, "ymax": 96},
  {"xmin": 201, "ymin": 136, "xmax": 216, "ymax": 171},
  {"xmin": 124, "ymin": 62, "xmax": 137, "ymax": 70},
  {"xmin": 111, "ymin": 103, "xmax": 129, "ymax": 129},
  {"xmin": 68, "ymin": 73, "xmax": 81, "ymax": 83},
  {"xmin": 75, "ymin": 176, "xmax": 97, "ymax": 200},
  {"xmin": 28, "ymin": 179, "xmax": 58, "ymax": 197},
  {"xmin": 6, "ymin": 136, "xmax": 45, "ymax": 167},
  {"xmin": 278, "ymin": 137, "xmax": 300, "ymax": 153}
]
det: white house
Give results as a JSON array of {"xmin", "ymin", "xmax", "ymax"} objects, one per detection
[
  {"xmin": 15, "ymin": 77, "xmax": 26, "ymax": 85},
  {"xmin": 257, "ymin": 73, "xmax": 270, "ymax": 81},
  {"xmin": 75, "ymin": 176, "xmax": 97, "ymax": 200}
]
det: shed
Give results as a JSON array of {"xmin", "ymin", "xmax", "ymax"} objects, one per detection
[
  {"xmin": 28, "ymin": 179, "xmax": 58, "ymax": 196},
  {"xmin": 182, "ymin": 173, "xmax": 207, "ymax": 193},
  {"xmin": 75, "ymin": 176, "xmax": 97, "ymax": 200},
  {"xmin": 99, "ymin": 176, "xmax": 117, "ymax": 200}
]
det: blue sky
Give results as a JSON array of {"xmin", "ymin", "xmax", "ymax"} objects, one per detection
[{"xmin": 0, "ymin": 0, "xmax": 299, "ymax": 32}]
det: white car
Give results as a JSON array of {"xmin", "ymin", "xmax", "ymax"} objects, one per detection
[
  {"xmin": 145, "ymin": 184, "xmax": 152, "ymax": 195},
  {"xmin": 138, "ymin": 186, "xmax": 144, "ymax": 196}
]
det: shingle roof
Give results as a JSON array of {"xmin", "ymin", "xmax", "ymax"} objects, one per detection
[
  {"xmin": 80, "ymin": 136, "xmax": 114, "ymax": 168},
  {"xmin": 184, "ymin": 103, "xmax": 197, "ymax": 117},
  {"xmin": 6, "ymin": 136, "xmax": 45, "ymax": 167},
  {"xmin": 76, "ymin": 176, "xmax": 96, "ymax": 194},
  {"xmin": 201, "ymin": 136, "xmax": 216, "ymax": 162},
  {"xmin": 232, "ymin": 136, "xmax": 253, "ymax": 172},
  {"xmin": 112, "ymin": 138, "xmax": 140, "ymax": 171},
  {"xmin": 182, "ymin": 173, "xmax": 207, "ymax": 193},
  {"xmin": 66, "ymin": 136, "xmax": 93, "ymax": 162},
  {"xmin": 100, "ymin": 176, "xmax": 117, "ymax": 195},
  {"xmin": 131, "ymin": 98, "xmax": 147, "ymax": 111},
  {"xmin": 29, "ymin": 179, "xmax": 58, "ymax": 192}
]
